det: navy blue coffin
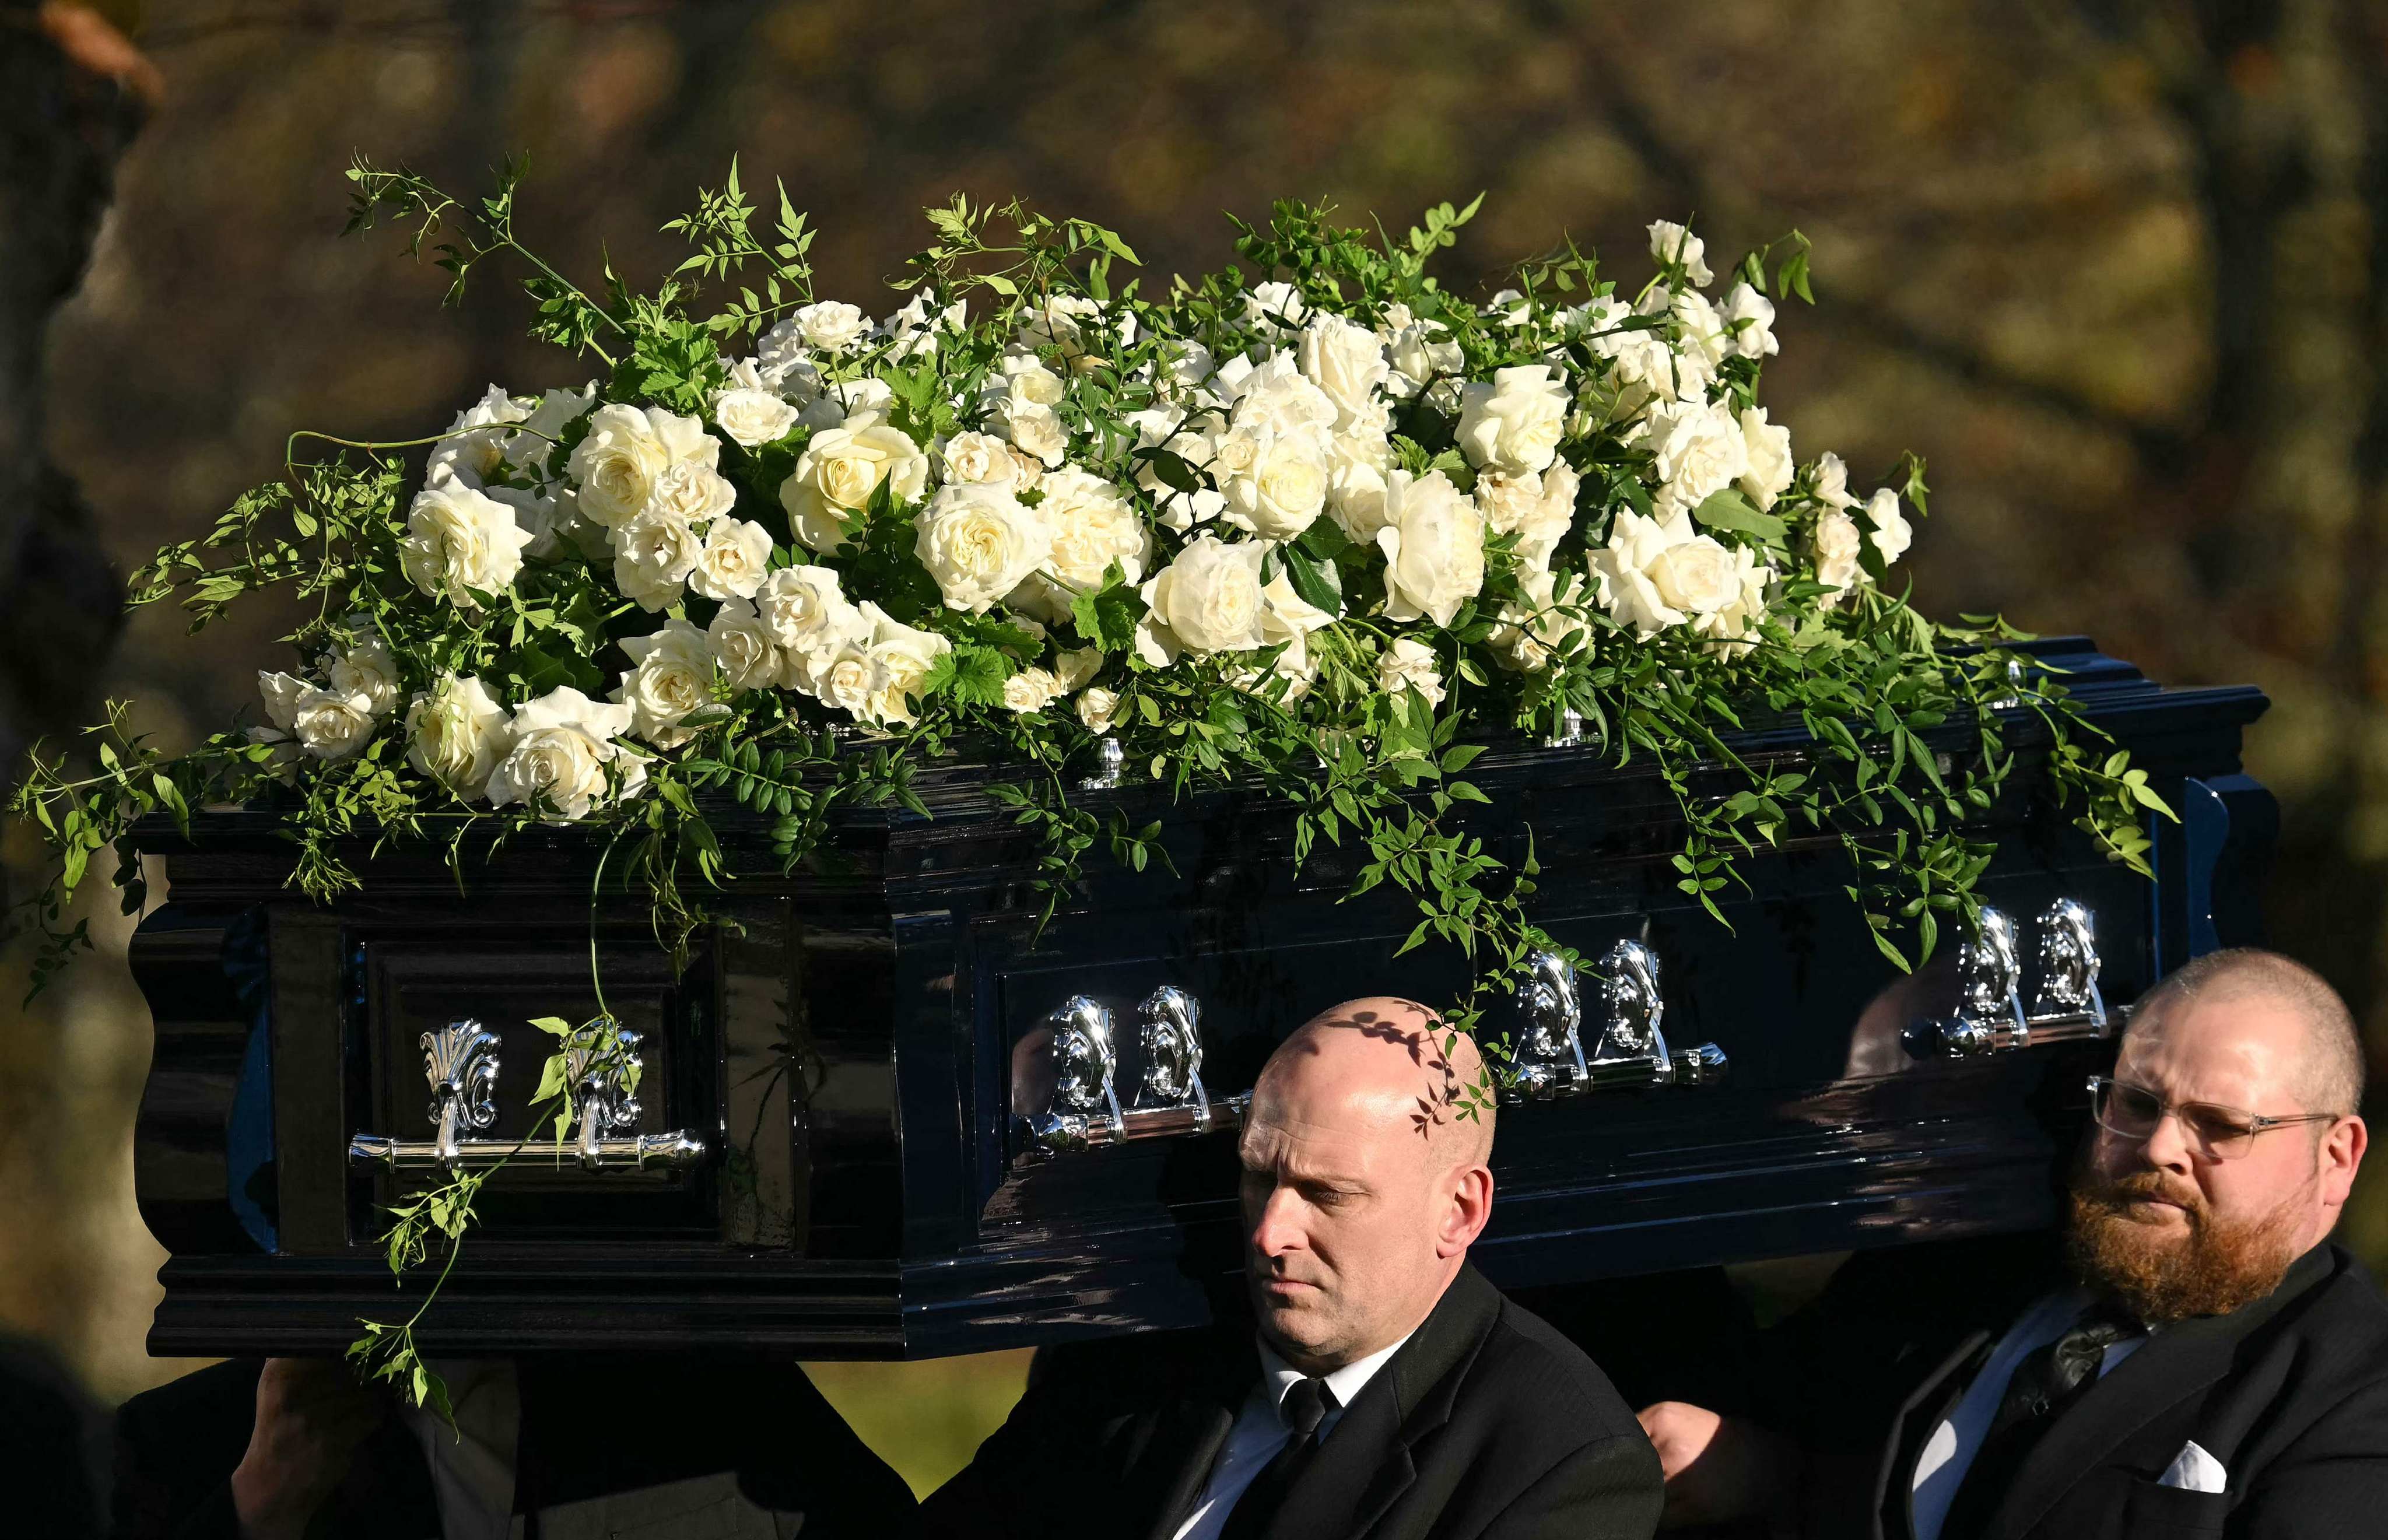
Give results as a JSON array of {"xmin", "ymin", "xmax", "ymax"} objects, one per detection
[{"xmin": 124, "ymin": 636, "xmax": 2273, "ymax": 1359}]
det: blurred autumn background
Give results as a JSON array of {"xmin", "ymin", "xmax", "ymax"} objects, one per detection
[{"xmin": 8, "ymin": 0, "xmax": 2388, "ymax": 1496}]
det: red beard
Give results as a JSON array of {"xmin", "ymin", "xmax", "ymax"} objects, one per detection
[{"xmin": 2066, "ymin": 1164, "xmax": 2310, "ymax": 1323}]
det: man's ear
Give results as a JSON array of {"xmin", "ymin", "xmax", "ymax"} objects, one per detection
[
  {"xmin": 2320, "ymin": 1115, "xmax": 2368, "ymax": 1210},
  {"xmin": 1436, "ymin": 1164, "xmax": 1494, "ymax": 1259}
]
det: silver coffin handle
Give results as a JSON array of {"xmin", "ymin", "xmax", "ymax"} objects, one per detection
[
  {"xmin": 1505, "ymin": 943, "xmax": 1728, "ymax": 1101},
  {"xmin": 1910, "ymin": 905, "xmax": 2031, "ymax": 1058},
  {"xmin": 1910, "ymin": 899, "xmax": 2108, "ymax": 1057},
  {"xmin": 349, "ymin": 1131, "xmax": 707, "ymax": 1173},
  {"xmin": 1026, "ymin": 988, "xmax": 1249, "ymax": 1152}
]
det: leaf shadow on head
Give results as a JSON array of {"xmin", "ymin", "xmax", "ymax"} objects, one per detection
[{"xmin": 1299, "ymin": 998, "xmax": 1462, "ymax": 1142}]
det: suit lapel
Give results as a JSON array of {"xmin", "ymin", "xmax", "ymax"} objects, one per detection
[
  {"xmin": 1875, "ymin": 1330, "xmax": 1994, "ymax": 1540},
  {"xmin": 1263, "ymin": 1264, "xmax": 1503, "ymax": 1540},
  {"xmin": 1138, "ymin": 1337, "xmax": 1256, "ymax": 1540},
  {"xmin": 1981, "ymin": 1244, "xmax": 2338, "ymax": 1540}
]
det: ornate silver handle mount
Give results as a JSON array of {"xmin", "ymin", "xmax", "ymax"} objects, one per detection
[
  {"xmin": 1505, "ymin": 942, "xmax": 1729, "ymax": 1101},
  {"xmin": 1022, "ymin": 987, "xmax": 1249, "ymax": 1153},
  {"xmin": 349, "ymin": 1017, "xmax": 707, "ymax": 1174},
  {"xmin": 1909, "ymin": 898, "xmax": 2110, "ymax": 1058}
]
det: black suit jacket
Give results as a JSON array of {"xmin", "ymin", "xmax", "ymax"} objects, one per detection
[
  {"xmin": 920, "ymin": 1263, "xmax": 1663, "ymax": 1540},
  {"xmin": 1748, "ymin": 1234, "xmax": 2388, "ymax": 1540},
  {"xmin": 110, "ymin": 1355, "xmax": 917, "ymax": 1540}
]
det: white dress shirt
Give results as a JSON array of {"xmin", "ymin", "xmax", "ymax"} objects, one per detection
[
  {"xmin": 1172, "ymin": 1331, "xmax": 1416, "ymax": 1540},
  {"xmin": 399, "ymin": 1359, "xmax": 523, "ymax": 1540},
  {"xmin": 1908, "ymin": 1289, "xmax": 2147, "ymax": 1540}
]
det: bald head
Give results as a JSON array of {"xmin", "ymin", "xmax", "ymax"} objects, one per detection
[
  {"xmin": 2135, "ymin": 949, "xmax": 2365, "ymax": 1117},
  {"xmin": 1238, "ymin": 997, "xmax": 1499, "ymax": 1370},
  {"xmin": 1256, "ymin": 996, "xmax": 1496, "ymax": 1169}
]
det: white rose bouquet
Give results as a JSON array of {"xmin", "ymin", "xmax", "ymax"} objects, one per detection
[
  {"xmin": 5, "ymin": 164, "xmax": 2180, "ymax": 1416},
  {"xmin": 12, "ymin": 163, "xmax": 2167, "ymax": 1009}
]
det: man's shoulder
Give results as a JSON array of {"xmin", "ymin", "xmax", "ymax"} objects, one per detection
[
  {"xmin": 1461, "ymin": 1290, "xmax": 1644, "ymax": 1444},
  {"xmin": 2270, "ymin": 1246, "xmax": 2388, "ymax": 1368}
]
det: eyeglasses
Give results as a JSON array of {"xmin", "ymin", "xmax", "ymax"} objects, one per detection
[{"xmin": 2085, "ymin": 1076, "xmax": 2342, "ymax": 1162}]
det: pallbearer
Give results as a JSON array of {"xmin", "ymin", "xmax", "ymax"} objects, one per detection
[
  {"xmin": 1640, "ymin": 948, "xmax": 2388, "ymax": 1538},
  {"xmin": 925, "ymin": 996, "xmax": 1663, "ymax": 1539}
]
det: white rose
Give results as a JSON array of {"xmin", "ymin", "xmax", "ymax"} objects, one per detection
[
  {"xmin": 613, "ymin": 618, "xmax": 717, "ymax": 748},
  {"xmin": 1226, "ymin": 623, "xmax": 1318, "ymax": 703},
  {"xmin": 689, "ymin": 517, "xmax": 775, "ymax": 601},
  {"xmin": 1591, "ymin": 509, "xmax": 1742, "ymax": 636},
  {"xmin": 1651, "ymin": 286, "xmax": 1731, "ymax": 373},
  {"xmin": 1720, "ymin": 281, "xmax": 1779, "ymax": 360},
  {"xmin": 758, "ymin": 564, "xmax": 867, "ymax": 664},
  {"xmin": 1733, "ymin": 408, "xmax": 1795, "ymax": 513},
  {"xmin": 641, "ymin": 459, "xmax": 739, "ymax": 528},
  {"xmin": 1648, "ymin": 536, "xmax": 1744, "ymax": 616},
  {"xmin": 1037, "ymin": 468, "xmax": 1151, "ymax": 591},
  {"xmin": 485, "ymin": 482, "xmax": 578, "ymax": 561},
  {"xmin": 1017, "ymin": 294, "xmax": 1104, "ymax": 360},
  {"xmin": 1377, "ymin": 637, "xmax": 1447, "ymax": 707},
  {"xmin": 996, "ymin": 400, "xmax": 1069, "ymax": 468},
  {"xmin": 755, "ymin": 320, "xmax": 820, "ymax": 395},
  {"xmin": 1812, "ymin": 451, "xmax": 1857, "ymax": 510},
  {"xmin": 859, "ymin": 604, "xmax": 952, "ymax": 727},
  {"xmin": 503, "ymin": 383, "xmax": 596, "ymax": 475},
  {"xmin": 404, "ymin": 675, "xmax": 511, "ymax": 798},
  {"xmin": 322, "ymin": 622, "xmax": 402, "ymax": 716},
  {"xmin": 1646, "ymin": 399, "xmax": 1751, "ymax": 522},
  {"xmin": 1001, "ymin": 667, "xmax": 1062, "ymax": 714},
  {"xmin": 1382, "ymin": 314, "xmax": 1464, "ymax": 401},
  {"xmin": 706, "ymin": 598, "xmax": 783, "ymax": 693},
  {"xmin": 1053, "ymin": 645, "xmax": 1102, "ymax": 693},
  {"xmin": 1483, "ymin": 288, "xmax": 1534, "ymax": 328},
  {"xmin": 1261, "ymin": 563, "xmax": 1340, "ymax": 638},
  {"xmin": 400, "ymin": 476, "xmax": 535, "ymax": 608},
  {"xmin": 1864, "ymin": 488, "xmax": 1913, "ymax": 564},
  {"xmin": 1475, "ymin": 462, "xmax": 1580, "ymax": 570},
  {"xmin": 938, "ymin": 430, "xmax": 1022, "ymax": 487},
  {"xmin": 257, "ymin": 671, "xmax": 310, "ymax": 737},
  {"xmin": 915, "ymin": 482, "xmax": 1053, "ymax": 613},
  {"xmin": 1076, "ymin": 686, "xmax": 1121, "ymax": 734},
  {"xmin": 611, "ymin": 507, "xmax": 703, "ymax": 612},
  {"xmin": 565, "ymin": 404, "xmax": 718, "ymax": 528},
  {"xmin": 487, "ymin": 686, "xmax": 642, "ymax": 822},
  {"xmin": 289, "ymin": 686, "xmax": 378, "ymax": 761},
  {"xmin": 426, "ymin": 384, "xmax": 533, "ymax": 488},
  {"xmin": 1134, "ymin": 536, "xmax": 1268, "ymax": 665},
  {"xmin": 1218, "ymin": 423, "xmax": 1332, "ymax": 542},
  {"xmin": 1375, "ymin": 471, "xmax": 1486, "ymax": 629},
  {"xmin": 881, "ymin": 288, "xmax": 967, "ymax": 360},
  {"xmin": 1696, "ymin": 543, "xmax": 1772, "ymax": 657},
  {"xmin": 796, "ymin": 376, "xmax": 896, "ymax": 435},
  {"xmin": 1604, "ymin": 331, "xmax": 1703, "ymax": 417},
  {"xmin": 805, "ymin": 641, "xmax": 881, "ymax": 717},
  {"xmin": 1326, "ymin": 431, "xmax": 1393, "ymax": 542},
  {"xmin": 1240, "ymin": 280, "xmax": 1308, "ymax": 338},
  {"xmin": 1648, "ymin": 220, "xmax": 1714, "ymax": 286},
  {"xmin": 1216, "ymin": 351, "xmax": 1340, "ymax": 434},
  {"xmin": 713, "ymin": 364, "xmax": 799, "ymax": 450},
  {"xmin": 1812, "ymin": 509, "xmax": 1865, "ymax": 605},
  {"xmin": 790, "ymin": 300, "xmax": 871, "ymax": 355},
  {"xmin": 780, "ymin": 412, "xmax": 930, "ymax": 552},
  {"xmin": 1456, "ymin": 365, "xmax": 1570, "ymax": 475},
  {"xmin": 1295, "ymin": 314, "xmax": 1390, "ymax": 427}
]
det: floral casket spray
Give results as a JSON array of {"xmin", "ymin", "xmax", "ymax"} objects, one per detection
[{"xmin": 11, "ymin": 166, "xmax": 2271, "ymax": 1385}]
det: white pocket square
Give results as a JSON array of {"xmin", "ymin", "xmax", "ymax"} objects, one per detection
[{"xmin": 2158, "ymin": 1439, "xmax": 2228, "ymax": 1494}]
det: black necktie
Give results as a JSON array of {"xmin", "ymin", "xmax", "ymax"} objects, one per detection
[
  {"xmin": 1937, "ymin": 1301, "xmax": 2140, "ymax": 1540},
  {"xmin": 1217, "ymin": 1376, "xmax": 1334, "ymax": 1540}
]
